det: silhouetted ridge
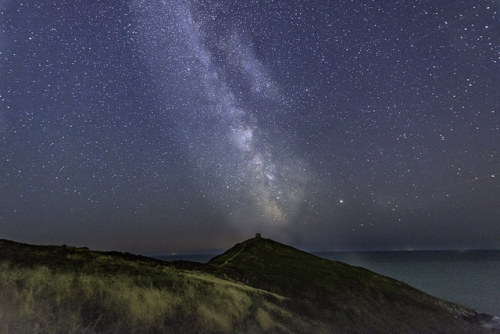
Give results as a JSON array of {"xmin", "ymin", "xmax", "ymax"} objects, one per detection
[
  {"xmin": 0, "ymin": 237, "xmax": 495, "ymax": 333},
  {"xmin": 206, "ymin": 237, "xmax": 494, "ymax": 333}
]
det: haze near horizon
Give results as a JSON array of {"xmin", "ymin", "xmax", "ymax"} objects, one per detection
[{"xmin": 0, "ymin": 0, "xmax": 499, "ymax": 253}]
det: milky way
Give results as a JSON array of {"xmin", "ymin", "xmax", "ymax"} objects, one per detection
[
  {"xmin": 132, "ymin": 0, "xmax": 307, "ymax": 227},
  {"xmin": 0, "ymin": 1, "xmax": 498, "ymax": 252}
]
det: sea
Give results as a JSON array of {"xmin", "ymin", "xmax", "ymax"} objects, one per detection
[
  {"xmin": 316, "ymin": 250, "xmax": 500, "ymax": 317},
  {"xmin": 153, "ymin": 249, "xmax": 500, "ymax": 316}
]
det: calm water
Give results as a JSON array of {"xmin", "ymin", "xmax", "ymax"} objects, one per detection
[
  {"xmin": 154, "ymin": 250, "xmax": 500, "ymax": 316},
  {"xmin": 154, "ymin": 254, "xmax": 216, "ymax": 263},
  {"xmin": 316, "ymin": 250, "xmax": 500, "ymax": 316}
]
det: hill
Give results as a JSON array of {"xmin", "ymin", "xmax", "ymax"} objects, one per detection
[
  {"xmin": 0, "ymin": 237, "xmax": 495, "ymax": 333},
  {"xmin": 206, "ymin": 237, "xmax": 495, "ymax": 333}
]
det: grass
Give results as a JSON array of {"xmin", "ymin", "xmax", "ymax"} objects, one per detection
[
  {"xmin": 206, "ymin": 237, "xmax": 493, "ymax": 333},
  {"xmin": 0, "ymin": 264, "xmax": 179, "ymax": 332},
  {"xmin": 0, "ymin": 238, "xmax": 494, "ymax": 333},
  {"xmin": 0, "ymin": 240, "xmax": 318, "ymax": 333}
]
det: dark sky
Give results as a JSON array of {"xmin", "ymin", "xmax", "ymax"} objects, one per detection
[{"xmin": 1, "ymin": 0, "xmax": 499, "ymax": 252}]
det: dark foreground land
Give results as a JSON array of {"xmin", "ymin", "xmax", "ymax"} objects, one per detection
[{"xmin": 0, "ymin": 237, "xmax": 496, "ymax": 333}]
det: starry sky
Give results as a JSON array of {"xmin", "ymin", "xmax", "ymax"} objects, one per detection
[{"xmin": 0, "ymin": 0, "xmax": 499, "ymax": 252}]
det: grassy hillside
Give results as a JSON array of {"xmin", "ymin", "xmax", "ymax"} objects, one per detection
[
  {"xmin": 0, "ymin": 238, "xmax": 494, "ymax": 333},
  {"xmin": 207, "ymin": 237, "xmax": 494, "ymax": 333},
  {"xmin": 0, "ymin": 239, "xmax": 319, "ymax": 333}
]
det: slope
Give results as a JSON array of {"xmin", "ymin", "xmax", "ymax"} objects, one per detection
[
  {"xmin": 0, "ymin": 239, "xmax": 320, "ymax": 333},
  {"xmin": 206, "ymin": 236, "xmax": 493, "ymax": 333},
  {"xmin": 0, "ymin": 237, "xmax": 495, "ymax": 333}
]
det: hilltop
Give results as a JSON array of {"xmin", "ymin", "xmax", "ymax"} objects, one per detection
[
  {"xmin": 206, "ymin": 237, "xmax": 496, "ymax": 333},
  {"xmin": 0, "ymin": 237, "xmax": 495, "ymax": 333}
]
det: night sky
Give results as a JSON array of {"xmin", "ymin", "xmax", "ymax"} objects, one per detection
[{"xmin": 1, "ymin": 1, "xmax": 499, "ymax": 253}]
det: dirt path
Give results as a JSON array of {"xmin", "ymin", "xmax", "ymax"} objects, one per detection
[{"xmin": 221, "ymin": 245, "xmax": 246, "ymax": 266}]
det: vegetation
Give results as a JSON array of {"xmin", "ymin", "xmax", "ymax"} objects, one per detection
[
  {"xmin": 0, "ymin": 239, "xmax": 318, "ymax": 333},
  {"xmin": 207, "ymin": 237, "xmax": 494, "ymax": 333},
  {"xmin": 0, "ymin": 238, "xmax": 494, "ymax": 333}
]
